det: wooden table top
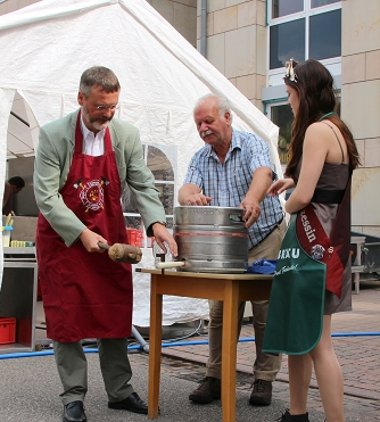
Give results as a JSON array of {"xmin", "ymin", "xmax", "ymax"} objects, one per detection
[{"xmin": 136, "ymin": 267, "xmax": 272, "ymax": 280}]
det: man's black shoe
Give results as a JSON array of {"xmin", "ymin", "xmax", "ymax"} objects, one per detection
[
  {"xmin": 108, "ymin": 392, "xmax": 148, "ymax": 415},
  {"xmin": 63, "ymin": 401, "xmax": 87, "ymax": 422}
]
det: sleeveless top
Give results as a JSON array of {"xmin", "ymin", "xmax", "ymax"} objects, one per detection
[
  {"xmin": 312, "ymin": 162, "xmax": 352, "ymax": 314},
  {"xmin": 297, "ymin": 122, "xmax": 352, "ymax": 314}
]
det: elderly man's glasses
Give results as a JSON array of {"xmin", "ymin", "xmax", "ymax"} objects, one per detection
[{"xmin": 95, "ymin": 104, "xmax": 120, "ymax": 111}]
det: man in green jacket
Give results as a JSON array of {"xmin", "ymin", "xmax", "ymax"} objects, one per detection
[{"xmin": 34, "ymin": 66, "xmax": 177, "ymax": 422}]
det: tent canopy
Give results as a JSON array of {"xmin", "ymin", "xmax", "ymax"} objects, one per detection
[
  {"xmin": 0, "ymin": 0, "xmax": 281, "ymax": 325},
  {"xmin": 0, "ymin": 0, "xmax": 280, "ymax": 167}
]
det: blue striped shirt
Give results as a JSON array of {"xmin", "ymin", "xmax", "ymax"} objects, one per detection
[{"xmin": 184, "ymin": 129, "xmax": 284, "ymax": 248}]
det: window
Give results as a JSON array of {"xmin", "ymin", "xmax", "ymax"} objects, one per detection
[
  {"xmin": 266, "ymin": 1, "xmax": 342, "ymax": 166},
  {"xmin": 268, "ymin": 0, "xmax": 341, "ymax": 71},
  {"xmin": 270, "ymin": 103, "xmax": 293, "ymax": 165},
  {"xmin": 122, "ymin": 145, "xmax": 174, "ymax": 247},
  {"xmin": 272, "ymin": 0, "xmax": 303, "ymax": 19},
  {"xmin": 272, "ymin": 0, "xmax": 339, "ymax": 17},
  {"xmin": 309, "ymin": 9, "xmax": 341, "ymax": 60},
  {"xmin": 311, "ymin": 0, "xmax": 339, "ymax": 8},
  {"xmin": 270, "ymin": 19, "xmax": 305, "ymax": 69}
]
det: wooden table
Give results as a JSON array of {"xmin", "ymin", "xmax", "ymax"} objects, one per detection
[{"xmin": 138, "ymin": 268, "xmax": 273, "ymax": 422}]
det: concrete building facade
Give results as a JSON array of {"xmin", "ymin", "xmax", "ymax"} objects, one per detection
[{"xmin": 197, "ymin": 0, "xmax": 380, "ymax": 238}]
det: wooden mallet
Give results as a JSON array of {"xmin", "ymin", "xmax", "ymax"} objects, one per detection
[{"xmin": 98, "ymin": 241, "xmax": 142, "ymax": 264}]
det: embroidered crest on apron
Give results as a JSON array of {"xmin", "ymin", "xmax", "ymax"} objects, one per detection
[{"xmin": 74, "ymin": 177, "xmax": 109, "ymax": 212}]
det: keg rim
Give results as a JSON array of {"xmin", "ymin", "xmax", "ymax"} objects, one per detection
[{"xmin": 174, "ymin": 205, "xmax": 243, "ymax": 211}]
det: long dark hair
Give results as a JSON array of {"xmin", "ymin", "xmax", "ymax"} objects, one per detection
[{"xmin": 284, "ymin": 59, "xmax": 360, "ymax": 179}]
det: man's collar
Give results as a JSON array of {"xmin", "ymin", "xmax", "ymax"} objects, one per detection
[
  {"xmin": 206, "ymin": 128, "xmax": 241, "ymax": 157},
  {"xmin": 230, "ymin": 128, "xmax": 242, "ymax": 149}
]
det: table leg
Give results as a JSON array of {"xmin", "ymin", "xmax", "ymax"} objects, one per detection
[
  {"xmin": 148, "ymin": 274, "xmax": 163, "ymax": 419},
  {"xmin": 221, "ymin": 280, "xmax": 239, "ymax": 422}
]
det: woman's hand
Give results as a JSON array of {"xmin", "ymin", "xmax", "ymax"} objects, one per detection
[{"xmin": 267, "ymin": 178, "xmax": 295, "ymax": 196}]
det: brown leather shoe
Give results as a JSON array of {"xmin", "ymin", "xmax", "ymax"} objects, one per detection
[
  {"xmin": 189, "ymin": 376, "xmax": 221, "ymax": 404},
  {"xmin": 249, "ymin": 379, "xmax": 272, "ymax": 406}
]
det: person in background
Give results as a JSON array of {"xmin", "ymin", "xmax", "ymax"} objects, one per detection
[
  {"xmin": 2, "ymin": 176, "xmax": 25, "ymax": 215},
  {"xmin": 265, "ymin": 59, "xmax": 360, "ymax": 422},
  {"xmin": 178, "ymin": 93, "xmax": 285, "ymax": 407},
  {"xmin": 34, "ymin": 66, "xmax": 177, "ymax": 422}
]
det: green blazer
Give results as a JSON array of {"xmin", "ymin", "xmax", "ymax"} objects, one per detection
[{"xmin": 34, "ymin": 109, "xmax": 166, "ymax": 246}]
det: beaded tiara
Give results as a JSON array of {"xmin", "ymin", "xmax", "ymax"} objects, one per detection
[{"xmin": 285, "ymin": 58, "xmax": 297, "ymax": 82}]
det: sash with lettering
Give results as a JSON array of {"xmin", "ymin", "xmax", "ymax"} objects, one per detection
[{"xmin": 263, "ymin": 193, "xmax": 349, "ymax": 355}]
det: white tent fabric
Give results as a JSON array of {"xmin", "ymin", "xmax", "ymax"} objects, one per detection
[{"xmin": 0, "ymin": 0, "xmax": 281, "ymax": 326}]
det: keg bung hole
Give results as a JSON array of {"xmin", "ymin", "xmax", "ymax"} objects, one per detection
[{"xmin": 229, "ymin": 214, "xmax": 244, "ymax": 223}]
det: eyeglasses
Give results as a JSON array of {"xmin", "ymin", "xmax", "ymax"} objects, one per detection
[{"xmin": 95, "ymin": 104, "xmax": 120, "ymax": 111}]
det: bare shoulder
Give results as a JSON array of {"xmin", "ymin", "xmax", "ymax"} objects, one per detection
[
  {"xmin": 304, "ymin": 122, "xmax": 328, "ymax": 146},
  {"xmin": 305, "ymin": 121, "xmax": 347, "ymax": 164},
  {"xmin": 305, "ymin": 121, "xmax": 340, "ymax": 145},
  {"xmin": 306, "ymin": 121, "xmax": 333, "ymax": 136},
  {"xmin": 309, "ymin": 120, "xmax": 343, "ymax": 136}
]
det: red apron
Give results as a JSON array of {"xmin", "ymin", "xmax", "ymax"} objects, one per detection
[{"xmin": 36, "ymin": 113, "xmax": 132, "ymax": 342}]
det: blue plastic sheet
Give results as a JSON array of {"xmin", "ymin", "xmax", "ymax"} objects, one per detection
[{"xmin": 246, "ymin": 259, "xmax": 277, "ymax": 274}]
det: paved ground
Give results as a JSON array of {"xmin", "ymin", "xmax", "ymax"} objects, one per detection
[
  {"xmin": 0, "ymin": 279, "xmax": 378, "ymax": 421},
  {"xmin": 160, "ymin": 279, "xmax": 380, "ymax": 421}
]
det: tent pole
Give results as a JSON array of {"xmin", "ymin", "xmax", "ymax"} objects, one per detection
[{"xmin": 132, "ymin": 325, "xmax": 149, "ymax": 352}]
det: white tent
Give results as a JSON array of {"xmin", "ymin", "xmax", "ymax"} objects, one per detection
[{"xmin": 0, "ymin": 0, "xmax": 281, "ymax": 326}]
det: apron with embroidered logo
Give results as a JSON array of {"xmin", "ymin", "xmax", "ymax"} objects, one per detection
[
  {"xmin": 36, "ymin": 113, "xmax": 132, "ymax": 342},
  {"xmin": 263, "ymin": 180, "xmax": 350, "ymax": 355}
]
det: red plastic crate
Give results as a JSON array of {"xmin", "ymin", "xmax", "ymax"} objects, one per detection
[{"xmin": 0, "ymin": 317, "xmax": 16, "ymax": 344}]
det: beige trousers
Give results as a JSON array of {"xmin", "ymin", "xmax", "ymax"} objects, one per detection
[{"xmin": 206, "ymin": 220, "xmax": 286, "ymax": 381}]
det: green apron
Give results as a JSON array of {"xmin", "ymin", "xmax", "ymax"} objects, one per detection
[
  {"xmin": 263, "ymin": 213, "xmax": 326, "ymax": 355},
  {"xmin": 264, "ymin": 173, "xmax": 351, "ymax": 355}
]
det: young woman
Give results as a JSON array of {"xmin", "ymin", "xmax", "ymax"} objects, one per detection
[{"xmin": 264, "ymin": 59, "xmax": 360, "ymax": 422}]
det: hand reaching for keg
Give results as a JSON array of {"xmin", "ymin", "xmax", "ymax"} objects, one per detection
[
  {"xmin": 240, "ymin": 198, "xmax": 261, "ymax": 228},
  {"xmin": 152, "ymin": 223, "xmax": 178, "ymax": 257},
  {"xmin": 187, "ymin": 193, "xmax": 212, "ymax": 206},
  {"xmin": 178, "ymin": 185, "xmax": 212, "ymax": 206}
]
